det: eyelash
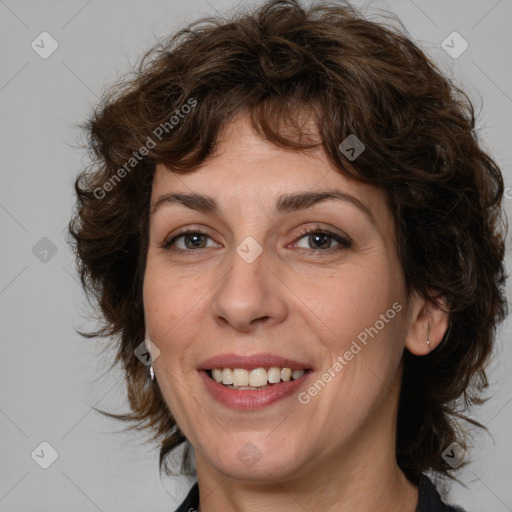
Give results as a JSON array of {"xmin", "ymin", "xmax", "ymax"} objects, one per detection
[
  {"xmin": 295, "ymin": 225, "xmax": 352, "ymax": 252},
  {"xmin": 162, "ymin": 224, "xmax": 352, "ymax": 255}
]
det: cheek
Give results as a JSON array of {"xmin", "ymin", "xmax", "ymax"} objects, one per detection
[
  {"xmin": 302, "ymin": 265, "xmax": 406, "ymax": 427},
  {"xmin": 307, "ymin": 265, "xmax": 407, "ymax": 404},
  {"xmin": 142, "ymin": 263, "xmax": 204, "ymax": 423},
  {"xmin": 142, "ymin": 263, "xmax": 210, "ymax": 380},
  {"xmin": 307, "ymin": 261, "xmax": 401, "ymax": 344},
  {"xmin": 143, "ymin": 257, "xmax": 207, "ymax": 332}
]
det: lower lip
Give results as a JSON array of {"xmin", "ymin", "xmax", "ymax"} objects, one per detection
[{"xmin": 198, "ymin": 370, "xmax": 312, "ymax": 410}]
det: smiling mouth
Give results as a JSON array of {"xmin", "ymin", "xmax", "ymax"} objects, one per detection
[{"xmin": 206, "ymin": 367, "xmax": 311, "ymax": 390}]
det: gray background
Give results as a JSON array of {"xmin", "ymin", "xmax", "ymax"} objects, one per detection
[{"xmin": 1, "ymin": 0, "xmax": 511, "ymax": 510}]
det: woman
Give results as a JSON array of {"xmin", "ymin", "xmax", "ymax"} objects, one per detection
[{"xmin": 69, "ymin": 0, "xmax": 507, "ymax": 511}]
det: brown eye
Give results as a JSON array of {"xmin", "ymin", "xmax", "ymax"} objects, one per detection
[
  {"xmin": 163, "ymin": 230, "xmax": 216, "ymax": 251},
  {"xmin": 181, "ymin": 233, "xmax": 207, "ymax": 249},
  {"xmin": 294, "ymin": 227, "xmax": 352, "ymax": 251},
  {"xmin": 307, "ymin": 232, "xmax": 333, "ymax": 250}
]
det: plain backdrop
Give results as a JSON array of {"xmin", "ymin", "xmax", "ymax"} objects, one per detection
[{"xmin": 1, "ymin": 0, "xmax": 511, "ymax": 511}]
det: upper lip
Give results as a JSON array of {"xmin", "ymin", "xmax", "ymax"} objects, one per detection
[{"xmin": 198, "ymin": 353, "xmax": 313, "ymax": 371}]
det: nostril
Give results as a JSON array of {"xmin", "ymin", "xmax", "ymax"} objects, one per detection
[{"xmin": 251, "ymin": 316, "xmax": 270, "ymax": 326}]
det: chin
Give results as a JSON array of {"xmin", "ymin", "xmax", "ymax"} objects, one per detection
[
  {"xmin": 201, "ymin": 433, "xmax": 308, "ymax": 483},
  {"xmin": 219, "ymin": 455, "xmax": 302, "ymax": 483}
]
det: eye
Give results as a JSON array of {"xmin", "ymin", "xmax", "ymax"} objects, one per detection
[
  {"xmin": 162, "ymin": 229, "xmax": 219, "ymax": 251},
  {"xmin": 161, "ymin": 225, "xmax": 352, "ymax": 253},
  {"xmin": 293, "ymin": 225, "xmax": 352, "ymax": 252}
]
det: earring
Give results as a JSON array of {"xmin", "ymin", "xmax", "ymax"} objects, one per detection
[{"xmin": 145, "ymin": 335, "xmax": 155, "ymax": 382}]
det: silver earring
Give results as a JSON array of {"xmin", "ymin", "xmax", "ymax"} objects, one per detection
[{"xmin": 145, "ymin": 335, "xmax": 155, "ymax": 382}]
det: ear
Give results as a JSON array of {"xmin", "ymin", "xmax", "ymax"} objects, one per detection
[{"xmin": 404, "ymin": 292, "xmax": 449, "ymax": 356}]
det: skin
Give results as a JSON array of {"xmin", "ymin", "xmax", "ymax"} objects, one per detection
[{"xmin": 143, "ymin": 113, "xmax": 448, "ymax": 512}]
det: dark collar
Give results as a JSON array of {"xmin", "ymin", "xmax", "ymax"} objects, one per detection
[
  {"xmin": 415, "ymin": 474, "xmax": 466, "ymax": 512},
  {"xmin": 173, "ymin": 474, "xmax": 465, "ymax": 512},
  {"xmin": 174, "ymin": 480, "xmax": 199, "ymax": 512}
]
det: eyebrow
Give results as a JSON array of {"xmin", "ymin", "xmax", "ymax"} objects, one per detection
[{"xmin": 151, "ymin": 190, "xmax": 375, "ymax": 224}]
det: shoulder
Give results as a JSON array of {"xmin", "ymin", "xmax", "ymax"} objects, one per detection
[
  {"xmin": 416, "ymin": 474, "xmax": 467, "ymax": 512},
  {"xmin": 173, "ymin": 481, "xmax": 199, "ymax": 512}
]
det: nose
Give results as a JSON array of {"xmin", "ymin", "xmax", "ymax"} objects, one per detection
[{"xmin": 210, "ymin": 246, "xmax": 288, "ymax": 332}]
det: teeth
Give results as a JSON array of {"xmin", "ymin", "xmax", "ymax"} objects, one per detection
[
  {"xmin": 281, "ymin": 368, "xmax": 292, "ymax": 382},
  {"xmin": 221, "ymin": 368, "xmax": 233, "ymax": 385},
  {"xmin": 233, "ymin": 369, "xmax": 249, "ymax": 387},
  {"xmin": 209, "ymin": 366, "xmax": 307, "ymax": 388},
  {"xmin": 249, "ymin": 368, "xmax": 267, "ymax": 387},
  {"xmin": 292, "ymin": 369, "xmax": 305, "ymax": 380},
  {"xmin": 226, "ymin": 385, "xmax": 271, "ymax": 390},
  {"xmin": 267, "ymin": 367, "xmax": 281, "ymax": 384}
]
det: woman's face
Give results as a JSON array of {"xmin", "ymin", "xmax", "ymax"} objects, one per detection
[{"xmin": 143, "ymin": 114, "xmax": 417, "ymax": 482}]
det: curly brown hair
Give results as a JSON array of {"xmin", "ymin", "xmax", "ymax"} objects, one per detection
[{"xmin": 68, "ymin": 0, "xmax": 508, "ymax": 484}]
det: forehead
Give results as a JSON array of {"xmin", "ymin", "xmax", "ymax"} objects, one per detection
[{"xmin": 151, "ymin": 115, "xmax": 393, "ymax": 236}]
